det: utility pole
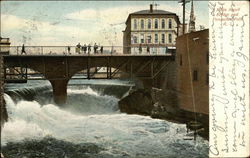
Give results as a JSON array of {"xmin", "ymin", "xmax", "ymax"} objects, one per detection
[
  {"xmin": 183, "ymin": 0, "xmax": 185, "ymax": 34},
  {"xmin": 179, "ymin": 0, "xmax": 190, "ymax": 34}
]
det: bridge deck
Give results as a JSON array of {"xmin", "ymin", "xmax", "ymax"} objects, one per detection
[{"xmin": 3, "ymin": 54, "xmax": 172, "ymax": 57}]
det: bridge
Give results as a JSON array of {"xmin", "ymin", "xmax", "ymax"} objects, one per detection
[{"xmin": 1, "ymin": 46, "xmax": 175, "ymax": 104}]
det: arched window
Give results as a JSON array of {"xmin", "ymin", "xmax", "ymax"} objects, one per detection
[
  {"xmin": 168, "ymin": 19, "xmax": 172, "ymax": 29},
  {"xmin": 161, "ymin": 34, "xmax": 165, "ymax": 43},
  {"xmin": 148, "ymin": 19, "xmax": 151, "ymax": 29},
  {"xmin": 168, "ymin": 34, "xmax": 172, "ymax": 43},
  {"xmin": 155, "ymin": 34, "xmax": 158, "ymax": 43},
  {"xmin": 133, "ymin": 36, "xmax": 138, "ymax": 44},
  {"xmin": 161, "ymin": 19, "xmax": 165, "ymax": 29},
  {"xmin": 154, "ymin": 19, "xmax": 158, "ymax": 29},
  {"xmin": 141, "ymin": 19, "xmax": 144, "ymax": 29},
  {"xmin": 140, "ymin": 34, "xmax": 144, "ymax": 43},
  {"xmin": 134, "ymin": 19, "xmax": 137, "ymax": 30},
  {"xmin": 147, "ymin": 35, "xmax": 152, "ymax": 43}
]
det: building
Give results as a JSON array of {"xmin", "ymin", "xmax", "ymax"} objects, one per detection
[
  {"xmin": 123, "ymin": 4, "xmax": 186, "ymax": 54},
  {"xmin": 0, "ymin": 37, "xmax": 11, "ymax": 54},
  {"xmin": 176, "ymin": 29, "xmax": 209, "ymax": 115}
]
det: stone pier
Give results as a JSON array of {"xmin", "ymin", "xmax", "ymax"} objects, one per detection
[{"xmin": 0, "ymin": 55, "xmax": 8, "ymax": 131}]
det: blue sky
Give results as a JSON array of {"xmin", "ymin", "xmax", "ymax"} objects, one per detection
[{"xmin": 1, "ymin": 1, "xmax": 208, "ymax": 46}]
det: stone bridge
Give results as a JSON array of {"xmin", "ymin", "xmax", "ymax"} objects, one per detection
[{"xmin": 3, "ymin": 55, "xmax": 175, "ymax": 104}]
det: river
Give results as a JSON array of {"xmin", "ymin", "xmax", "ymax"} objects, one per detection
[{"xmin": 1, "ymin": 79, "xmax": 208, "ymax": 158}]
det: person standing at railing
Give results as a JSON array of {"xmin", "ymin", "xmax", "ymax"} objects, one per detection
[
  {"xmin": 94, "ymin": 43, "xmax": 98, "ymax": 54},
  {"xmin": 82, "ymin": 44, "xmax": 87, "ymax": 54},
  {"xmin": 100, "ymin": 46, "xmax": 103, "ymax": 54},
  {"xmin": 76, "ymin": 43, "xmax": 81, "ymax": 54},
  {"xmin": 165, "ymin": 46, "xmax": 168, "ymax": 54},
  {"xmin": 67, "ymin": 46, "xmax": 71, "ymax": 55},
  {"xmin": 21, "ymin": 44, "xmax": 26, "ymax": 55},
  {"xmin": 88, "ymin": 44, "xmax": 91, "ymax": 54},
  {"xmin": 139, "ymin": 43, "xmax": 142, "ymax": 54},
  {"xmin": 146, "ymin": 45, "xmax": 150, "ymax": 54}
]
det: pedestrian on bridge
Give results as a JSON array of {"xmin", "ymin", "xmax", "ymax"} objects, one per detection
[
  {"xmin": 82, "ymin": 44, "xmax": 87, "ymax": 54},
  {"xmin": 147, "ymin": 45, "xmax": 150, "ymax": 54},
  {"xmin": 100, "ymin": 46, "xmax": 103, "ymax": 54},
  {"xmin": 76, "ymin": 43, "xmax": 81, "ymax": 54},
  {"xmin": 21, "ymin": 44, "xmax": 26, "ymax": 55},
  {"xmin": 139, "ymin": 44, "xmax": 142, "ymax": 54},
  {"xmin": 67, "ymin": 46, "xmax": 71, "ymax": 55},
  {"xmin": 94, "ymin": 43, "xmax": 98, "ymax": 54},
  {"xmin": 88, "ymin": 44, "xmax": 91, "ymax": 54},
  {"xmin": 165, "ymin": 46, "xmax": 168, "ymax": 54}
]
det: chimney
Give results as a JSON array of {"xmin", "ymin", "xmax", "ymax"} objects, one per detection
[{"xmin": 150, "ymin": 4, "xmax": 153, "ymax": 13}]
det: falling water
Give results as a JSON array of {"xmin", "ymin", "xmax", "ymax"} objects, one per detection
[{"xmin": 1, "ymin": 80, "xmax": 208, "ymax": 158}]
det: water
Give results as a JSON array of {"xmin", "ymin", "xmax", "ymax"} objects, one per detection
[{"xmin": 1, "ymin": 80, "xmax": 208, "ymax": 158}]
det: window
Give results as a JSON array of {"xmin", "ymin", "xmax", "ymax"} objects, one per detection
[
  {"xmin": 148, "ymin": 19, "xmax": 151, "ymax": 29},
  {"xmin": 134, "ymin": 36, "xmax": 138, "ymax": 44},
  {"xmin": 141, "ymin": 19, "xmax": 144, "ymax": 29},
  {"xmin": 193, "ymin": 70, "xmax": 198, "ymax": 81},
  {"xmin": 206, "ymin": 52, "xmax": 209, "ymax": 64},
  {"xmin": 168, "ymin": 34, "xmax": 172, "ymax": 43},
  {"xmin": 155, "ymin": 34, "xmax": 158, "ymax": 43},
  {"xmin": 140, "ymin": 34, "xmax": 144, "ymax": 43},
  {"xmin": 162, "ymin": 19, "xmax": 165, "ymax": 29},
  {"xmin": 154, "ymin": 19, "xmax": 158, "ymax": 29},
  {"xmin": 161, "ymin": 34, "xmax": 165, "ymax": 43},
  {"xmin": 147, "ymin": 35, "xmax": 152, "ymax": 43},
  {"xmin": 180, "ymin": 54, "xmax": 182, "ymax": 66},
  {"xmin": 206, "ymin": 72, "xmax": 209, "ymax": 85},
  {"xmin": 134, "ymin": 19, "xmax": 137, "ymax": 29},
  {"xmin": 168, "ymin": 19, "xmax": 172, "ymax": 29}
]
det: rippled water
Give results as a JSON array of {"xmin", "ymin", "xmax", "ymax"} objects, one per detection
[{"xmin": 2, "ymin": 80, "xmax": 208, "ymax": 158}]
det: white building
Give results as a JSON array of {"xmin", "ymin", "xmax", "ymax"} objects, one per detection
[
  {"xmin": 0, "ymin": 37, "xmax": 10, "ymax": 54},
  {"xmin": 123, "ymin": 4, "xmax": 186, "ymax": 54}
]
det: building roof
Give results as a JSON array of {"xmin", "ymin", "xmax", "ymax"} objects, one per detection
[
  {"xmin": 130, "ymin": 9, "xmax": 176, "ymax": 15},
  {"xmin": 125, "ymin": 9, "xmax": 181, "ymax": 25}
]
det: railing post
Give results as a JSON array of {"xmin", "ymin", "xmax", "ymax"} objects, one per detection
[{"xmin": 41, "ymin": 46, "xmax": 43, "ymax": 55}]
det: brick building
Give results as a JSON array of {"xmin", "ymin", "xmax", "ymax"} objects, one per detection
[{"xmin": 176, "ymin": 29, "xmax": 209, "ymax": 115}]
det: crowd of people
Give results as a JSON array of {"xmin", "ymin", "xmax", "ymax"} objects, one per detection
[
  {"xmin": 19, "ymin": 43, "xmax": 171, "ymax": 55},
  {"xmin": 71, "ymin": 43, "xmax": 104, "ymax": 54},
  {"xmin": 138, "ymin": 44, "xmax": 169, "ymax": 54}
]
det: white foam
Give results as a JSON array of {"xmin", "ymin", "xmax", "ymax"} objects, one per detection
[
  {"xmin": 67, "ymin": 86, "xmax": 99, "ymax": 96},
  {"xmin": 2, "ymin": 91, "xmax": 208, "ymax": 157}
]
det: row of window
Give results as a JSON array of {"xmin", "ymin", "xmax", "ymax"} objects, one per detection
[
  {"xmin": 132, "ymin": 33, "xmax": 172, "ymax": 44},
  {"xmin": 133, "ymin": 19, "xmax": 172, "ymax": 30}
]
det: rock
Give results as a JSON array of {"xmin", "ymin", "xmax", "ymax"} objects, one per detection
[
  {"xmin": 118, "ymin": 89, "xmax": 154, "ymax": 115},
  {"xmin": 2, "ymin": 137, "xmax": 105, "ymax": 158}
]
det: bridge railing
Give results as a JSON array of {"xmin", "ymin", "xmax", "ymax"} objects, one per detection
[{"xmin": 0, "ymin": 45, "xmax": 176, "ymax": 56}]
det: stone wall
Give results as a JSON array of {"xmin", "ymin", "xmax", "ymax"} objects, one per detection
[{"xmin": 0, "ymin": 55, "xmax": 8, "ymax": 131}]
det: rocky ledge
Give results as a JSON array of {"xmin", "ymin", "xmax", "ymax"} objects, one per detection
[{"xmin": 118, "ymin": 89, "xmax": 209, "ymax": 140}]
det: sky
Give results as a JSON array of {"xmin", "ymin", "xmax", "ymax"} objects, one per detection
[{"xmin": 0, "ymin": 1, "xmax": 208, "ymax": 46}]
